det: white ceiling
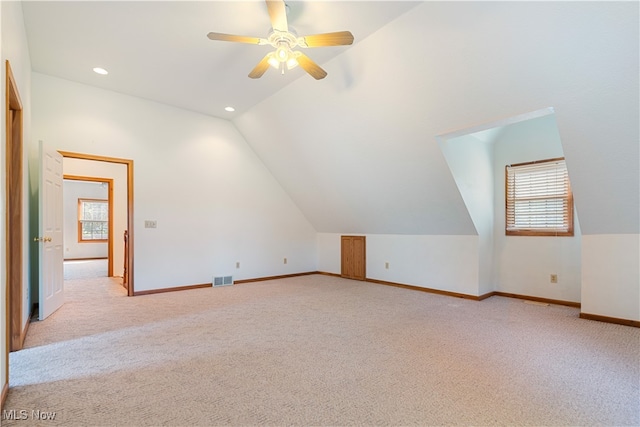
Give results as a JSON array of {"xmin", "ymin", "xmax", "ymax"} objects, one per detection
[
  {"xmin": 19, "ymin": 1, "xmax": 639, "ymax": 235},
  {"xmin": 22, "ymin": 1, "xmax": 418, "ymax": 119}
]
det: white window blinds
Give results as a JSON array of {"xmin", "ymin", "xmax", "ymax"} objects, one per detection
[
  {"xmin": 505, "ymin": 158, "xmax": 573, "ymax": 236},
  {"xmin": 78, "ymin": 199, "xmax": 109, "ymax": 241}
]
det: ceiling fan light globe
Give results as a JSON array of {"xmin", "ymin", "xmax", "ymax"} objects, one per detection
[
  {"xmin": 267, "ymin": 55, "xmax": 280, "ymax": 69},
  {"xmin": 276, "ymin": 46, "xmax": 289, "ymax": 62},
  {"xmin": 286, "ymin": 57, "xmax": 298, "ymax": 70}
]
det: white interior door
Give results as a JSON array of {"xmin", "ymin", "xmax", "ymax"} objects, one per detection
[{"xmin": 39, "ymin": 142, "xmax": 64, "ymax": 320}]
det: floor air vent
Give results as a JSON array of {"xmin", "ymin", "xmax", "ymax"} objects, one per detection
[{"xmin": 213, "ymin": 275, "xmax": 234, "ymax": 287}]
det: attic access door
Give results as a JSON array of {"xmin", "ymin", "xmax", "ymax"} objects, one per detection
[{"xmin": 341, "ymin": 236, "xmax": 366, "ymax": 280}]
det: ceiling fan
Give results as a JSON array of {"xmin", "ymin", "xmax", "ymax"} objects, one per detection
[{"xmin": 207, "ymin": 0, "xmax": 354, "ymax": 80}]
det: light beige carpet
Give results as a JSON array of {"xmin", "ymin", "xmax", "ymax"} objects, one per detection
[
  {"xmin": 4, "ymin": 274, "xmax": 640, "ymax": 426},
  {"xmin": 63, "ymin": 259, "xmax": 108, "ymax": 281}
]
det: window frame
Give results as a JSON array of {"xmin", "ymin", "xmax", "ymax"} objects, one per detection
[
  {"xmin": 505, "ymin": 157, "xmax": 574, "ymax": 237},
  {"xmin": 77, "ymin": 198, "xmax": 109, "ymax": 243}
]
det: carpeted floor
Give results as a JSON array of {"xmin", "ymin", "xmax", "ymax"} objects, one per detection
[
  {"xmin": 4, "ymin": 274, "xmax": 640, "ymax": 426},
  {"xmin": 63, "ymin": 259, "xmax": 108, "ymax": 281}
]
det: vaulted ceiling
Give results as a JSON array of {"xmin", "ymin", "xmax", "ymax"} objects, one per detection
[
  {"xmin": 22, "ymin": 1, "xmax": 418, "ymax": 119},
  {"xmin": 234, "ymin": 1, "xmax": 639, "ymax": 235},
  {"xmin": 22, "ymin": 1, "xmax": 639, "ymax": 236}
]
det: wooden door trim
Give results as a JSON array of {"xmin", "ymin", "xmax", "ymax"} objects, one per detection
[
  {"xmin": 6, "ymin": 60, "xmax": 24, "ymax": 357},
  {"xmin": 4, "ymin": 60, "xmax": 24, "ymax": 409},
  {"xmin": 64, "ymin": 175, "xmax": 114, "ymax": 277},
  {"xmin": 58, "ymin": 151, "xmax": 134, "ymax": 296}
]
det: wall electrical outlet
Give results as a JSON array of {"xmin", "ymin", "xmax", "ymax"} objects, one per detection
[
  {"xmin": 385, "ymin": 262, "xmax": 389, "ymax": 269},
  {"xmin": 283, "ymin": 257, "xmax": 287, "ymax": 264},
  {"xmin": 144, "ymin": 220, "xmax": 157, "ymax": 229},
  {"xmin": 550, "ymin": 274, "xmax": 558, "ymax": 283},
  {"xmin": 236, "ymin": 262, "xmax": 240, "ymax": 269}
]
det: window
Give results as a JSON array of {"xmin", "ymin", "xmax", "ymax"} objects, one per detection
[
  {"xmin": 78, "ymin": 198, "xmax": 108, "ymax": 242},
  {"xmin": 505, "ymin": 157, "xmax": 573, "ymax": 236}
]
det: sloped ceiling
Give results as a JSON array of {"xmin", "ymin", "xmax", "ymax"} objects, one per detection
[
  {"xmin": 234, "ymin": 1, "xmax": 639, "ymax": 235},
  {"xmin": 20, "ymin": 1, "xmax": 639, "ymax": 236},
  {"xmin": 21, "ymin": 1, "xmax": 418, "ymax": 119}
]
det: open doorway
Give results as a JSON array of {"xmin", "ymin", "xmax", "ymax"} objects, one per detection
[
  {"xmin": 27, "ymin": 152, "xmax": 133, "ymax": 323},
  {"xmin": 59, "ymin": 151, "xmax": 134, "ymax": 296},
  {"xmin": 63, "ymin": 177, "xmax": 113, "ymax": 279}
]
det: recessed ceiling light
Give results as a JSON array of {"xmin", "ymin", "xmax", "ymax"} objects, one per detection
[
  {"xmin": 93, "ymin": 67, "xmax": 108, "ymax": 75},
  {"xmin": 224, "ymin": 106, "xmax": 235, "ymax": 112}
]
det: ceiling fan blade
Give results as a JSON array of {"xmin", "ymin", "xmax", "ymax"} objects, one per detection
[
  {"xmin": 296, "ymin": 52, "xmax": 327, "ymax": 80},
  {"xmin": 266, "ymin": 0, "xmax": 288, "ymax": 32},
  {"xmin": 207, "ymin": 32, "xmax": 264, "ymax": 45},
  {"xmin": 248, "ymin": 54, "xmax": 272, "ymax": 79},
  {"xmin": 300, "ymin": 31, "xmax": 354, "ymax": 47}
]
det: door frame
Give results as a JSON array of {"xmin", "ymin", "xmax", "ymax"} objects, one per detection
[
  {"xmin": 58, "ymin": 151, "xmax": 134, "ymax": 296},
  {"xmin": 63, "ymin": 176, "xmax": 114, "ymax": 277},
  {"xmin": 6, "ymin": 60, "xmax": 25, "ymax": 359}
]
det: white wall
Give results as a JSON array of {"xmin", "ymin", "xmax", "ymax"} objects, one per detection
[
  {"xmin": 492, "ymin": 115, "xmax": 582, "ymax": 303},
  {"xmin": 582, "ymin": 234, "xmax": 639, "ymax": 321},
  {"xmin": 2, "ymin": 0, "xmax": 32, "ymax": 390},
  {"xmin": 317, "ymin": 233, "xmax": 480, "ymax": 296},
  {"xmin": 31, "ymin": 73, "xmax": 318, "ymax": 292},
  {"xmin": 63, "ymin": 180, "xmax": 108, "ymax": 260},
  {"xmin": 439, "ymin": 134, "xmax": 494, "ymax": 295},
  {"xmin": 63, "ymin": 160, "xmax": 128, "ymax": 275}
]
